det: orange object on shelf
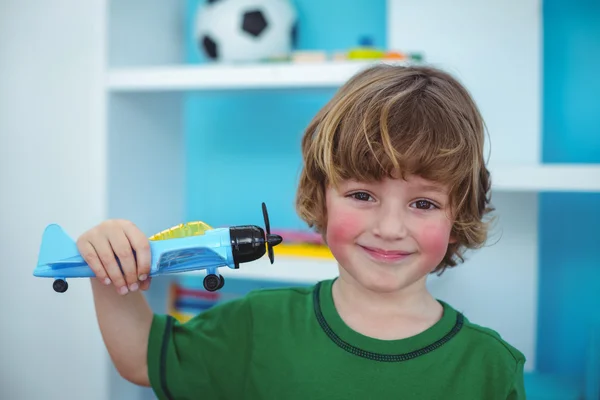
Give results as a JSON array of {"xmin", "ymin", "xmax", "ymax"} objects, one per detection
[{"xmin": 384, "ymin": 51, "xmax": 407, "ymax": 60}]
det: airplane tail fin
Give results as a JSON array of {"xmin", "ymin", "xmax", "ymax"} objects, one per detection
[{"xmin": 37, "ymin": 224, "xmax": 79, "ymax": 266}]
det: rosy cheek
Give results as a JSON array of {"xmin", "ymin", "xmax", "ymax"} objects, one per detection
[
  {"xmin": 325, "ymin": 208, "xmax": 363, "ymax": 249},
  {"xmin": 415, "ymin": 222, "xmax": 452, "ymax": 261}
]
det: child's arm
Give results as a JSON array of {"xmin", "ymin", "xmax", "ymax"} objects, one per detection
[
  {"xmin": 77, "ymin": 220, "xmax": 154, "ymax": 386},
  {"xmin": 90, "ymin": 279, "xmax": 153, "ymax": 386}
]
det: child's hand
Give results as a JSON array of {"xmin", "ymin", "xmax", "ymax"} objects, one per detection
[{"xmin": 76, "ymin": 220, "xmax": 152, "ymax": 295}]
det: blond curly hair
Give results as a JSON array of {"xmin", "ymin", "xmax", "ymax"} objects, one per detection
[{"xmin": 295, "ymin": 63, "xmax": 493, "ymax": 275}]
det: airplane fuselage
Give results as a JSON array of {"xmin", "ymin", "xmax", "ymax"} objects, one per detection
[{"xmin": 34, "ymin": 227, "xmax": 235, "ymax": 279}]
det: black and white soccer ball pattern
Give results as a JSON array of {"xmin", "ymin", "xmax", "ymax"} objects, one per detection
[{"xmin": 195, "ymin": 0, "xmax": 297, "ymax": 62}]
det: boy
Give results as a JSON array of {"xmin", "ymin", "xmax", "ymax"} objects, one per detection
[{"xmin": 78, "ymin": 64, "xmax": 526, "ymax": 399}]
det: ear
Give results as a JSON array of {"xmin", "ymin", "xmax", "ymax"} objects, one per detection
[{"xmin": 448, "ymin": 221, "xmax": 458, "ymax": 244}]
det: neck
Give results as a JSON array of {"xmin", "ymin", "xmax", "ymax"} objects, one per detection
[
  {"xmin": 331, "ymin": 268, "xmax": 443, "ymax": 340},
  {"xmin": 334, "ymin": 270, "xmax": 438, "ymax": 316}
]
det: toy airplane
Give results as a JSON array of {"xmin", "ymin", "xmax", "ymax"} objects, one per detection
[{"xmin": 33, "ymin": 202, "xmax": 283, "ymax": 293}]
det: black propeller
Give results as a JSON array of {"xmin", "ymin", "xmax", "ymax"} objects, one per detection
[{"xmin": 262, "ymin": 202, "xmax": 282, "ymax": 264}]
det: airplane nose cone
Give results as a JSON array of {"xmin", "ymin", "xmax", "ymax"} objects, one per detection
[{"xmin": 267, "ymin": 234, "xmax": 282, "ymax": 247}]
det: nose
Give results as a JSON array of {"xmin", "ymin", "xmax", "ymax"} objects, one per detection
[{"xmin": 372, "ymin": 205, "xmax": 407, "ymax": 240}]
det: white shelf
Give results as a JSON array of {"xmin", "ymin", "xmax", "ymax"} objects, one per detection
[
  {"xmin": 107, "ymin": 60, "xmax": 407, "ymax": 92},
  {"xmin": 490, "ymin": 164, "xmax": 600, "ymax": 192}
]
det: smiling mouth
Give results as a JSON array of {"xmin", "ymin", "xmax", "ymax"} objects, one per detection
[{"xmin": 359, "ymin": 245, "xmax": 413, "ymax": 262}]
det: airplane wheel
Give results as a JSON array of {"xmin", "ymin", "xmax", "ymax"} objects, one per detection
[
  {"xmin": 217, "ymin": 275, "xmax": 225, "ymax": 289},
  {"xmin": 203, "ymin": 274, "xmax": 220, "ymax": 292},
  {"xmin": 53, "ymin": 279, "xmax": 68, "ymax": 293}
]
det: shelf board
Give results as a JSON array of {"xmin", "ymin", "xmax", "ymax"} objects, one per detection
[
  {"xmin": 107, "ymin": 60, "xmax": 407, "ymax": 92},
  {"xmin": 490, "ymin": 164, "xmax": 600, "ymax": 192}
]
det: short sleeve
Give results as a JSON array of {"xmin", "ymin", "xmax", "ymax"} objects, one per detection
[
  {"xmin": 147, "ymin": 296, "xmax": 253, "ymax": 400},
  {"xmin": 506, "ymin": 358, "xmax": 526, "ymax": 400}
]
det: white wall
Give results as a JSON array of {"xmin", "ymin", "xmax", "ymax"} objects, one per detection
[
  {"xmin": 389, "ymin": 0, "xmax": 542, "ymax": 370},
  {"xmin": 0, "ymin": 1, "xmax": 109, "ymax": 399}
]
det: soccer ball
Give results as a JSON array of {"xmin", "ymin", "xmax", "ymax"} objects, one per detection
[{"xmin": 194, "ymin": 0, "xmax": 298, "ymax": 63}]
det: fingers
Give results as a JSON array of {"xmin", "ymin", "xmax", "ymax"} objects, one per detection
[
  {"xmin": 77, "ymin": 239, "xmax": 111, "ymax": 286},
  {"xmin": 92, "ymin": 232, "xmax": 129, "ymax": 295},
  {"xmin": 76, "ymin": 219, "xmax": 152, "ymax": 295},
  {"xmin": 106, "ymin": 226, "xmax": 139, "ymax": 293},
  {"xmin": 122, "ymin": 221, "xmax": 152, "ymax": 283}
]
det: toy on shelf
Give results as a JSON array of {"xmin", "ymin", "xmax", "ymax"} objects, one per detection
[
  {"xmin": 33, "ymin": 202, "xmax": 283, "ymax": 294},
  {"xmin": 291, "ymin": 50, "xmax": 328, "ymax": 63},
  {"xmin": 347, "ymin": 36, "xmax": 385, "ymax": 60},
  {"xmin": 194, "ymin": 0, "xmax": 297, "ymax": 63}
]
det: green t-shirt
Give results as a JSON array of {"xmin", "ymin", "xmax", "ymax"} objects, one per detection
[{"xmin": 147, "ymin": 279, "xmax": 526, "ymax": 399}]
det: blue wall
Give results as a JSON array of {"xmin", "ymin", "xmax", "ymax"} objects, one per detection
[{"xmin": 537, "ymin": 0, "xmax": 600, "ymax": 377}]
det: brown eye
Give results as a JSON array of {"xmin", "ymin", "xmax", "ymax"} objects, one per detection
[
  {"xmin": 412, "ymin": 200, "xmax": 437, "ymax": 210},
  {"xmin": 351, "ymin": 192, "xmax": 372, "ymax": 202}
]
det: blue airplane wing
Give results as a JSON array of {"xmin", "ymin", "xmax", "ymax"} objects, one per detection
[{"xmin": 155, "ymin": 246, "xmax": 229, "ymax": 275}]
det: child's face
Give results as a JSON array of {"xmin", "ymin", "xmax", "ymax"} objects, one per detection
[{"xmin": 325, "ymin": 175, "xmax": 456, "ymax": 293}]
